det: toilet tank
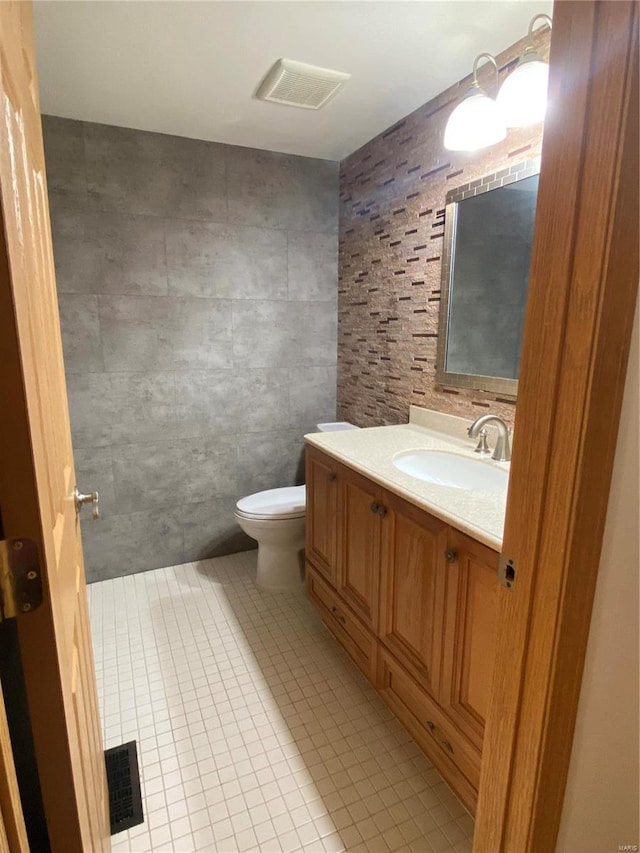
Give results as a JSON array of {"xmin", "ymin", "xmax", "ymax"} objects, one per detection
[{"xmin": 316, "ymin": 422, "xmax": 360, "ymax": 432}]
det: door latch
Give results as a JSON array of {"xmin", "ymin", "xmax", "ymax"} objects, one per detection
[
  {"xmin": 0, "ymin": 538, "xmax": 43, "ymax": 621},
  {"xmin": 498, "ymin": 553, "xmax": 517, "ymax": 589}
]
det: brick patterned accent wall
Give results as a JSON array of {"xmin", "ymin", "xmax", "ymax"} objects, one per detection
[{"xmin": 337, "ymin": 28, "xmax": 550, "ymax": 428}]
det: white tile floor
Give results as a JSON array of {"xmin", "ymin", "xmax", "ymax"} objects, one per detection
[{"xmin": 88, "ymin": 550, "xmax": 474, "ymax": 853}]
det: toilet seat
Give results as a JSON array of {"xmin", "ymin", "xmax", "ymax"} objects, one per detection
[{"xmin": 235, "ymin": 485, "xmax": 306, "ymax": 520}]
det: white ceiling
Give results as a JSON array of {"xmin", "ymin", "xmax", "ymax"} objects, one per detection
[{"xmin": 34, "ymin": 0, "xmax": 553, "ymax": 162}]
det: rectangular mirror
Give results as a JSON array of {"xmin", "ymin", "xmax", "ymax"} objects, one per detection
[{"xmin": 436, "ymin": 158, "xmax": 540, "ymax": 397}]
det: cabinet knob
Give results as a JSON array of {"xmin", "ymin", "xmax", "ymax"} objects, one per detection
[
  {"xmin": 442, "ymin": 740, "xmax": 454, "ymax": 754},
  {"xmin": 444, "ymin": 549, "xmax": 457, "ymax": 563},
  {"xmin": 328, "ymin": 472, "xmax": 337, "ymax": 482},
  {"xmin": 427, "ymin": 720, "xmax": 435, "ymax": 731},
  {"xmin": 370, "ymin": 501, "xmax": 379, "ymax": 514},
  {"xmin": 377, "ymin": 505, "xmax": 387, "ymax": 518}
]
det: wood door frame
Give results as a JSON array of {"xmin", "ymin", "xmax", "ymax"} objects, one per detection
[{"xmin": 474, "ymin": 1, "xmax": 638, "ymax": 850}]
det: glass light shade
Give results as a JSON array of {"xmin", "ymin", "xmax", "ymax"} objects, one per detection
[
  {"xmin": 497, "ymin": 57, "xmax": 549, "ymax": 127},
  {"xmin": 444, "ymin": 88, "xmax": 507, "ymax": 152}
]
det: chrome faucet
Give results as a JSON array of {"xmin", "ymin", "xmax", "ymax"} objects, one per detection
[{"xmin": 468, "ymin": 415, "xmax": 512, "ymax": 462}]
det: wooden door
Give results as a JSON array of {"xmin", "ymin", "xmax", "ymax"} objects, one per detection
[
  {"xmin": 440, "ymin": 531, "xmax": 499, "ymax": 751},
  {"xmin": 0, "ymin": 3, "xmax": 110, "ymax": 851},
  {"xmin": 305, "ymin": 447, "xmax": 339, "ymax": 585},
  {"xmin": 336, "ymin": 465, "xmax": 381, "ymax": 630},
  {"xmin": 0, "ymin": 679, "xmax": 28, "ymax": 852},
  {"xmin": 379, "ymin": 492, "xmax": 447, "ymax": 697}
]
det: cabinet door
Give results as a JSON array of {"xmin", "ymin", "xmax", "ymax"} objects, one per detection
[
  {"xmin": 379, "ymin": 492, "xmax": 448, "ymax": 698},
  {"xmin": 305, "ymin": 447, "xmax": 339, "ymax": 586},
  {"xmin": 337, "ymin": 464, "xmax": 382, "ymax": 630},
  {"xmin": 440, "ymin": 530, "xmax": 499, "ymax": 750}
]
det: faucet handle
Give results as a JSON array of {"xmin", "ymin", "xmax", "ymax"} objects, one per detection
[{"xmin": 473, "ymin": 428, "xmax": 491, "ymax": 456}]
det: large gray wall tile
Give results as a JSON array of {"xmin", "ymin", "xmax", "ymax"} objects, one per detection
[
  {"xmin": 112, "ymin": 441, "xmax": 184, "ymax": 512},
  {"xmin": 45, "ymin": 116, "xmax": 338, "ymax": 582},
  {"xmin": 160, "ymin": 136, "xmax": 228, "ymax": 222},
  {"xmin": 227, "ymin": 146, "xmax": 339, "ymax": 232},
  {"xmin": 288, "ymin": 302, "xmax": 338, "ymax": 366},
  {"xmin": 66, "ymin": 372, "xmax": 116, "ymax": 449},
  {"xmin": 179, "ymin": 498, "xmax": 253, "ymax": 563},
  {"xmin": 165, "ymin": 220, "xmax": 287, "ymax": 300},
  {"xmin": 233, "ymin": 301, "xmax": 337, "ymax": 368},
  {"xmin": 98, "ymin": 295, "xmax": 175, "ymax": 371},
  {"xmin": 42, "ymin": 116, "xmax": 87, "ymax": 197},
  {"xmin": 53, "ymin": 207, "xmax": 168, "ymax": 296},
  {"xmin": 232, "ymin": 301, "xmax": 291, "ymax": 367},
  {"xmin": 171, "ymin": 298, "xmax": 233, "ymax": 369},
  {"xmin": 99, "ymin": 295, "xmax": 234, "ymax": 372},
  {"xmin": 178, "ymin": 435, "xmax": 239, "ymax": 504},
  {"xmin": 84, "ymin": 122, "xmax": 226, "ymax": 220},
  {"xmin": 289, "ymin": 366, "xmax": 337, "ymax": 429},
  {"xmin": 84, "ymin": 122, "xmax": 169, "ymax": 215},
  {"xmin": 288, "ymin": 231, "xmax": 338, "ymax": 302},
  {"xmin": 236, "ymin": 430, "xmax": 304, "ymax": 495},
  {"xmin": 108, "ymin": 372, "xmax": 192, "ymax": 446},
  {"xmin": 81, "ymin": 508, "xmax": 184, "ymax": 582},
  {"xmin": 58, "ymin": 294, "xmax": 104, "ymax": 374},
  {"xmin": 175, "ymin": 368, "xmax": 290, "ymax": 435}
]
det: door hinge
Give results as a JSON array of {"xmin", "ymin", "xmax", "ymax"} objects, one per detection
[
  {"xmin": 498, "ymin": 553, "xmax": 517, "ymax": 590},
  {"xmin": 0, "ymin": 538, "xmax": 43, "ymax": 621}
]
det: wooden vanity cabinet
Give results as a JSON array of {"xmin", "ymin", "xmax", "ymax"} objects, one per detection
[
  {"xmin": 305, "ymin": 447, "xmax": 339, "ymax": 585},
  {"xmin": 304, "ymin": 445, "xmax": 500, "ymax": 814}
]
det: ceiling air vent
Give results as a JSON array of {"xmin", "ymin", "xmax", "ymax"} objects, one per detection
[{"xmin": 256, "ymin": 59, "xmax": 350, "ymax": 110}]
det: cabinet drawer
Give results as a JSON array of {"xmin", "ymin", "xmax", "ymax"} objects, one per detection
[
  {"xmin": 378, "ymin": 647, "xmax": 480, "ymax": 815},
  {"xmin": 306, "ymin": 564, "xmax": 377, "ymax": 684}
]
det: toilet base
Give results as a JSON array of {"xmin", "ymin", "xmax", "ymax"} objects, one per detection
[
  {"xmin": 234, "ymin": 510, "xmax": 305, "ymax": 593},
  {"xmin": 255, "ymin": 543, "xmax": 305, "ymax": 593}
]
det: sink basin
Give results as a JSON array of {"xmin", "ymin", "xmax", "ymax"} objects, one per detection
[{"xmin": 393, "ymin": 450, "xmax": 508, "ymax": 494}]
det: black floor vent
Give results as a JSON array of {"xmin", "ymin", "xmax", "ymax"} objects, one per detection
[{"xmin": 104, "ymin": 740, "xmax": 144, "ymax": 835}]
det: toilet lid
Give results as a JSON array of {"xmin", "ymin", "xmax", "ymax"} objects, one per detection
[{"xmin": 236, "ymin": 485, "xmax": 306, "ymax": 519}]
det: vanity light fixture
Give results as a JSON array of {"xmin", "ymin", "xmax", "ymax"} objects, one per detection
[
  {"xmin": 496, "ymin": 13, "xmax": 553, "ymax": 127},
  {"xmin": 443, "ymin": 53, "xmax": 506, "ymax": 152}
]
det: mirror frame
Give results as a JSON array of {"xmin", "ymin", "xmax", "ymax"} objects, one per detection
[{"xmin": 435, "ymin": 157, "xmax": 541, "ymax": 399}]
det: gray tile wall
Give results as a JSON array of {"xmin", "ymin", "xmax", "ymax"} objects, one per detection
[{"xmin": 43, "ymin": 116, "xmax": 338, "ymax": 582}]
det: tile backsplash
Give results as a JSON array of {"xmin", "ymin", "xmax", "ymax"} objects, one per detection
[{"xmin": 43, "ymin": 117, "xmax": 338, "ymax": 581}]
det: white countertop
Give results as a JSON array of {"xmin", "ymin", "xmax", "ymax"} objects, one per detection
[{"xmin": 304, "ymin": 421, "xmax": 509, "ymax": 551}]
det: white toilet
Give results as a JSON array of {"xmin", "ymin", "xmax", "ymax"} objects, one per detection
[
  {"xmin": 234, "ymin": 422, "xmax": 358, "ymax": 592},
  {"xmin": 235, "ymin": 485, "xmax": 306, "ymax": 592}
]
